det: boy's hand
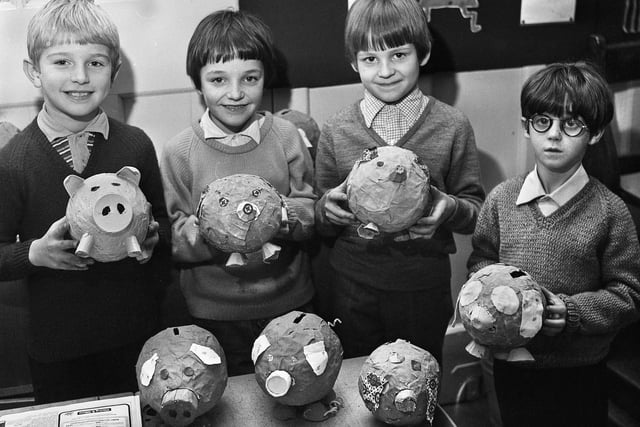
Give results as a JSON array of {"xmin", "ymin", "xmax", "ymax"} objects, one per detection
[
  {"xmin": 324, "ymin": 180, "xmax": 357, "ymax": 226},
  {"xmin": 540, "ymin": 287, "xmax": 567, "ymax": 336},
  {"xmin": 29, "ymin": 217, "xmax": 94, "ymax": 270},
  {"xmin": 136, "ymin": 219, "xmax": 159, "ymax": 264},
  {"xmin": 404, "ymin": 186, "xmax": 456, "ymax": 240}
]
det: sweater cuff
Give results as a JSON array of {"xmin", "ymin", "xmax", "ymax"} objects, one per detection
[{"xmin": 558, "ymin": 294, "xmax": 580, "ymax": 333}]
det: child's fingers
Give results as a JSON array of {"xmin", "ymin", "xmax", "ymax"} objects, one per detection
[{"xmin": 49, "ymin": 216, "xmax": 70, "ymax": 237}]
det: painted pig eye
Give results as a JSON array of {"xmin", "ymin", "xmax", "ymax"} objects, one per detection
[
  {"xmin": 184, "ymin": 367, "xmax": 194, "ymax": 377},
  {"xmin": 219, "ymin": 197, "xmax": 228, "ymax": 207},
  {"xmin": 160, "ymin": 369, "xmax": 169, "ymax": 380},
  {"xmin": 377, "ymin": 161, "xmax": 384, "ymax": 167},
  {"xmin": 91, "ymin": 186, "xmax": 100, "ymax": 192}
]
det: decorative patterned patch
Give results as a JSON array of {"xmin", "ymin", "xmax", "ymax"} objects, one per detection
[
  {"xmin": 426, "ymin": 376, "xmax": 440, "ymax": 424},
  {"xmin": 360, "ymin": 372, "xmax": 386, "ymax": 412}
]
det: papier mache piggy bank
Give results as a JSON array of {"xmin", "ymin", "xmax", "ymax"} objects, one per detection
[
  {"xmin": 457, "ymin": 263, "xmax": 546, "ymax": 361},
  {"xmin": 346, "ymin": 146, "xmax": 431, "ymax": 239},
  {"xmin": 359, "ymin": 339, "xmax": 440, "ymax": 426},
  {"xmin": 136, "ymin": 325, "xmax": 227, "ymax": 427},
  {"xmin": 197, "ymin": 174, "xmax": 284, "ymax": 267},
  {"xmin": 64, "ymin": 166, "xmax": 150, "ymax": 262},
  {"xmin": 252, "ymin": 311, "xmax": 343, "ymax": 421}
]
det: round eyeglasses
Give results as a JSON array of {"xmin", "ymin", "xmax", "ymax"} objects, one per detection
[{"xmin": 526, "ymin": 114, "xmax": 588, "ymax": 137}]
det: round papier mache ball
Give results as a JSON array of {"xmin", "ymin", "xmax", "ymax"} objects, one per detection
[
  {"xmin": 458, "ymin": 263, "xmax": 546, "ymax": 355},
  {"xmin": 346, "ymin": 146, "xmax": 431, "ymax": 234},
  {"xmin": 252, "ymin": 311, "xmax": 343, "ymax": 407},
  {"xmin": 358, "ymin": 339, "xmax": 440, "ymax": 426},
  {"xmin": 136, "ymin": 325, "xmax": 227, "ymax": 427},
  {"xmin": 64, "ymin": 166, "xmax": 150, "ymax": 262},
  {"xmin": 197, "ymin": 174, "xmax": 282, "ymax": 253}
]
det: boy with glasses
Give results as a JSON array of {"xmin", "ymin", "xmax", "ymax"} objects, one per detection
[{"xmin": 467, "ymin": 61, "xmax": 640, "ymax": 426}]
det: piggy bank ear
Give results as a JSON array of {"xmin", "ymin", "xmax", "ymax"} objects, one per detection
[
  {"xmin": 251, "ymin": 334, "xmax": 271, "ymax": 364},
  {"xmin": 63, "ymin": 175, "xmax": 85, "ymax": 197},
  {"xmin": 139, "ymin": 353, "xmax": 159, "ymax": 387},
  {"xmin": 190, "ymin": 343, "xmax": 221, "ymax": 365},
  {"xmin": 115, "ymin": 166, "xmax": 141, "ymax": 186}
]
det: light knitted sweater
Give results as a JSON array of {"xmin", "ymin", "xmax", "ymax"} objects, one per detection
[
  {"xmin": 161, "ymin": 111, "xmax": 315, "ymax": 320},
  {"xmin": 468, "ymin": 174, "xmax": 640, "ymax": 368},
  {"xmin": 315, "ymin": 96, "xmax": 485, "ymax": 291}
]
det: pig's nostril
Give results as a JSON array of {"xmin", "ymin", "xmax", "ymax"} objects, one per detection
[
  {"xmin": 183, "ymin": 410, "xmax": 191, "ymax": 418},
  {"xmin": 168, "ymin": 409, "xmax": 177, "ymax": 418},
  {"xmin": 117, "ymin": 203, "xmax": 125, "ymax": 214},
  {"xmin": 102, "ymin": 206, "xmax": 110, "ymax": 216}
]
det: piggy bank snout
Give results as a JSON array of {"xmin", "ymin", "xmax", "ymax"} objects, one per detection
[
  {"xmin": 92, "ymin": 193, "xmax": 133, "ymax": 233},
  {"xmin": 389, "ymin": 165, "xmax": 407, "ymax": 183},
  {"xmin": 160, "ymin": 388, "xmax": 199, "ymax": 427},
  {"xmin": 236, "ymin": 201, "xmax": 260, "ymax": 222},
  {"xmin": 395, "ymin": 389, "xmax": 417, "ymax": 413},
  {"xmin": 265, "ymin": 370, "xmax": 293, "ymax": 397}
]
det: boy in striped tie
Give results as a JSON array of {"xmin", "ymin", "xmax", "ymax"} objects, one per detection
[{"xmin": 0, "ymin": 0, "xmax": 170, "ymax": 403}]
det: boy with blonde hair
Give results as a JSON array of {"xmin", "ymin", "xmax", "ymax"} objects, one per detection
[{"xmin": 0, "ymin": 0, "xmax": 169, "ymax": 403}]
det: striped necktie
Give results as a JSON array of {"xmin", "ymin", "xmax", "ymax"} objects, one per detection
[{"xmin": 52, "ymin": 132, "xmax": 95, "ymax": 172}]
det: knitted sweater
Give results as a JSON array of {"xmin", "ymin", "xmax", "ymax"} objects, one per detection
[
  {"xmin": 161, "ymin": 111, "xmax": 315, "ymax": 320},
  {"xmin": 315, "ymin": 96, "xmax": 485, "ymax": 291},
  {"xmin": 468, "ymin": 175, "xmax": 640, "ymax": 368},
  {"xmin": 0, "ymin": 118, "xmax": 170, "ymax": 363}
]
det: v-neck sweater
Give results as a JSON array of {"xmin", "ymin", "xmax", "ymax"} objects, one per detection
[
  {"xmin": 315, "ymin": 96, "xmax": 485, "ymax": 291},
  {"xmin": 469, "ymin": 174, "xmax": 640, "ymax": 368},
  {"xmin": 0, "ymin": 117, "xmax": 170, "ymax": 362}
]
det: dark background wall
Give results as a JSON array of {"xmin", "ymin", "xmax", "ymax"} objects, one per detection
[{"xmin": 240, "ymin": 0, "xmax": 640, "ymax": 88}]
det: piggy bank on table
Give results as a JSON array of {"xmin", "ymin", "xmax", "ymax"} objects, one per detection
[
  {"xmin": 457, "ymin": 263, "xmax": 546, "ymax": 361},
  {"xmin": 136, "ymin": 325, "xmax": 227, "ymax": 427},
  {"xmin": 252, "ymin": 311, "xmax": 343, "ymax": 421},
  {"xmin": 64, "ymin": 166, "xmax": 150, "ymax": 262},
  {"xmin": 346, "ymin": 146, "xmax": 431, "ymax": 239},
  {"xmin": 197, "ymin": 174, "xmax": 284, "ymax": 267},
  {"xmin": 359, "ymin": 339, "xmax": 440, "ymax": 426}
]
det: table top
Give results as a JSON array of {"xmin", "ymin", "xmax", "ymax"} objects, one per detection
[
  {"xmin": 0, "ymin": 357, "xmax": 456, "ymax": 427},
  {"xmin": 144, "ymin": 356, "xmax": 456, "ymax": 427}
]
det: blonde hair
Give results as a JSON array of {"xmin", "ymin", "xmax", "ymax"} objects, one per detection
[{"xmin": 27, "ymin": 0, "xmax": 120, "ymax": 79}]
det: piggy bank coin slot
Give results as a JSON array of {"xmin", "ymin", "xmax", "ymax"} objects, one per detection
[{"xmin": 510, "ymin": 270, "xmax": 527, "ymax": 278}]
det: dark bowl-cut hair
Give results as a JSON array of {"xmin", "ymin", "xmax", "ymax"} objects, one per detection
[
  {"xmin": 345, "ymin": 0, "xmax": 431, "ymax": 64},
  {"xmin": 521, "ymin": 61, "xmax": 614, "ymax": 135},
  {"xmin": 186, "ymin": 9, "xmax": 277, "ymax": 90}
]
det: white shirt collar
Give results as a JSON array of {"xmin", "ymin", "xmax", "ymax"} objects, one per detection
[
  {"xmin": 517, "ymin": 165, "xmax": 589, "ymax": 207},
  {"xmin": 199, "ymin": 109, "xmax": 262, "ymax": 144},
  {"xmin": 37, "ymin": 105, "xmax": 109, "ymax": 142}
]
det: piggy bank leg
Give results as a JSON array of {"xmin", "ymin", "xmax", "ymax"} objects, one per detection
[
  {"xmin": 75, "ymin": 233, "xmax": 94, "ymax": 258},
  {"xmin": 356, "ymin": 223, "xmax": 379, "ymax": 239},
  {"xmin": 226, "ymin": 252, "xmax": 247, "ymax": 267},
  {"xmin": 262, "ymin": 242, "xmax": 281, "ymax": 263},
  {"xmin": 272, "ymin": 403, "xmax": 297, "ymax": 421},
  {"xmin": 160, "ymin": 388, "xmax": 199, "ymax": 427},
  {"xmin": 302, "ymin": 389, "xmax": 343, "ymax": 422},
  {"xmin": 125, "ymin": 236, "xmax": 142, "ymax": 258}
]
